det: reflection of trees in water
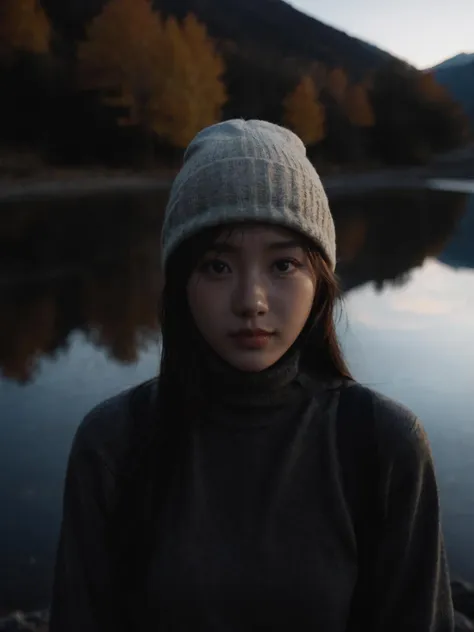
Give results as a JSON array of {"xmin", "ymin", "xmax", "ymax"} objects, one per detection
[
  {"xmin": 333, "ymin": 190, "xmax": 469, "ymax": 292},
  {"xmin": 0, "ymin": 188, "xmax": 469, "ymax": 383},
  {"xmin": 0, "ymin": 192, "xmax": 165, "ymax": 382},
  {"xmin": 0, "ymin": 290, "xmax": 57, "ymax": 382},
  {"xmin": 84, "ymin": 259, "xmax": 160, "ymax": 363},
  {"xmin": 438, "ymin": 195, "xmax": 474, "ymax": 270}
]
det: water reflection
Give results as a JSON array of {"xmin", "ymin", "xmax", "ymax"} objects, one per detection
[
  {"xmin": 439, "ymin": 194, "xmax": 474, "ymax": 270},
  {"xmin": 0, "ymin": 188, "xmax": 469, "ymax": 383},
  {"xmin": 0, "ymin": 187, "xmax": 473, "ymax": 611},
  {"xmin": 334, "ymin": 189, "xmax": 469, "ymax": 291},
  {"xmin": 0, "ymin": 192, "xmax": 166, "ymax": 382},
  {"xmin": 341, "ymin": 257, "xmax": 474, "ymax": 584}
]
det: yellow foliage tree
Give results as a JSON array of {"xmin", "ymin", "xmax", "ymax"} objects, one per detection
[
  {"xmin": 283, "ymin": 75, "xmax": 325, "ymax": 145},
  {"xmin": 77, "ymin": 0, "xmax": 166, "ymax": 136},
  {"xmin": 78, "ymin": 2, "xmax": 226, "ymax": 149},
  {"xmin": 327, "ymin": 67, "xmax": 348, "ymax": 104},
  {"xmin": 0, "ymin": 0, "xmax": 51, "ymax": 58},
  {"xmin": 156, "ymin": 13, "xmax": 226, "ymax": 147},
  {"xmin": 177, "ymin": 13, "xmax": 227, "ymax": 145},
  {"xmin": 344, "ymin": 84, "xmax": 375, "ymax": 127}
]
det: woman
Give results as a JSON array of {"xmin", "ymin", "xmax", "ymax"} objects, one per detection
[{"xmin": 50, "ymin": 119, "xmax": 454, "ymax": 631}]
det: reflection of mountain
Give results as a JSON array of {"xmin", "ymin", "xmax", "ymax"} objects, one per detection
[
  {"xmin": 438, "ymin": 195, "xmax": 474, "ymax": 270},
  {"xmin": 0, "ymin": 187, "xmax": 469, "ymax": 383},
  {"xmin": 333, "ymin": 189, "xmax": 469, "ymax": 292}
]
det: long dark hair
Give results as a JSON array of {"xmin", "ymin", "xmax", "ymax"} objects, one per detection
[{"xmin": 113, "ymin": 223, "xmax": 352, "ymax": 610}]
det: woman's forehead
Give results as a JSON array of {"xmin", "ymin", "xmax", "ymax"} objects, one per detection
[{"xmin": 213, "ymin": 223, "xmax": 302, "ymax": 246}]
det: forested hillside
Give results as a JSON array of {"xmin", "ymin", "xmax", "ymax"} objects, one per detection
[{"xmin": 0, "ymin": 0, "xmax": 469, "ymax": 175}]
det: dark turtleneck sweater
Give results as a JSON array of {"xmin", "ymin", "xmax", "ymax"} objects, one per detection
[{"xmin": 50, "ymin": 347, "xmax": 454, "ymax": 632}]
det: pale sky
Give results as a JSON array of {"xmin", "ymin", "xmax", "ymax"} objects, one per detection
[{"xmin": 289, "ymin": 0, "xmax": 474, "ymax": 69}]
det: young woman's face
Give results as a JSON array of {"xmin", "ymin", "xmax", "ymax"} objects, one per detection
[{"xmin": 187, "ymin": 224, "xmax": 318, "ymax": 372}]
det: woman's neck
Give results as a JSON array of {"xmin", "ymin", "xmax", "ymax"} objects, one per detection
[{"xmin": 199, "ymin": 340, "xmax": 302, "ymax": 408}]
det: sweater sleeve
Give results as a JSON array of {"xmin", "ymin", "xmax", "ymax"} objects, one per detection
[
  {"xmin": 49, "ymin": 409, "xmax": 126, "ymax": 632},
  {"xmin": 372, "ymin": 408, "xmax": 454, "ymax": 632}
]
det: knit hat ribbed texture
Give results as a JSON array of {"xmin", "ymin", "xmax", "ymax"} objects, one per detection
[{"xmin": 161, "ymin": 119, "xmax": 336, "ymax": 269}]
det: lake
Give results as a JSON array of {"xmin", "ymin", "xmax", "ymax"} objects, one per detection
[{"xmin": 0, "ymin": 184, "xmax": 473, "ymax": 612}]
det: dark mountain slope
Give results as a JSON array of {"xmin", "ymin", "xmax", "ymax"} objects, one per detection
[
  {"xmin": 42, "ymin": 0, "xmax": 394, "ymax": 78},
  {"xmin": 431, "ymin": 53, "xmax": 474, "ymax": 71},
  {"xmin": 434, "ymin": 59, "xmax": 474, "ymax": 130}
]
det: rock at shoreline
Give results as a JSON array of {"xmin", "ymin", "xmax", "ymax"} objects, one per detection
[
  {"xmin": 0, "ymin": 610, "xmax": 49, "ymax": 632},
  {"xmin": 455, "ymin": 610, "xmax": 474, "ymax": 632},
  {"xmin": 453, "ymin": 579, "xmax": 474, "ymax": 620}
]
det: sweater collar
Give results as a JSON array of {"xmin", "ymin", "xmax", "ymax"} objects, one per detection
[
  {"xmin": 188, "ymin": 309, "xmax": 318, "ymax": 410},
  {"xmin": 200, "ymin": 340, "xmax": 302, "ymax": 408}
]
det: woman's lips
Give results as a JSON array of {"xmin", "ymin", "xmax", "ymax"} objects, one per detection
[{"xmin": 229, "ymin": 331, "xmax": 274, "ymax": 350}]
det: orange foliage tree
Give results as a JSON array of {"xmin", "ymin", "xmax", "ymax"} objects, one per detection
[
  {"xmin": 180, "ymin": 13, "xmax": 227, "ymax": 143},
  {"xmin": 283, "ymin": 75, "xmax": 325, "ymax": 145},
  {"xmin": 77, "ymin": 0, "xmax": 166, "ymax": 136},
  {"xmin": 0, "ymin": 0, "xmax": 51, "ymax": 58},
  {"xmin": 344, "ymin": 84, "xmax": 375, "ymax": 128},
  {"xmin": 327, "ymin": 67, "xmax": 349, "ymax": 104},
  {"xmin": 77, "ymin": 0, "xmax": 226, "ymax": 150},
  {"xmin": 159, "ymin": 13, "xmax": 227, "ymax": 148}
]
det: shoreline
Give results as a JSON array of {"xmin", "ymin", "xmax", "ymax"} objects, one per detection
[{"xmin": 0, "ymin": 165, "xmax": 473, "ymax": 205}]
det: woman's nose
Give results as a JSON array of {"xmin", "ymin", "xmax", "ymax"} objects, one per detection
[{"xmin": 232, "ymin": 274, "xmax": 269, "ymax": 318}]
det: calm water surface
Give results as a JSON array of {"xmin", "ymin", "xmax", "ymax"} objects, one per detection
[{"xmin": 0, "ymin": 186, "xmax": 473, "ymax": 611}]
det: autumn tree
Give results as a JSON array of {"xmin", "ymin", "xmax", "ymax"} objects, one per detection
[
  {"xmin": 158, "ymin": 13, "xmax": 227, "ymax": 148},
  {"xmin": 0, "ymin": 0, "xmax": 51, "ymax": 59},
  {"xmin": 344, "ymin": 84, "xmax": 375, "ymax": 128},
  {"xmin": 77, "ymin": 0, "xmax": 166, "ymax": 149},
  {"xmin": 283, "ymin": 75, "xmax": 325, "ymax": 145},
  {"xmin": 320, "ymin": 66, "xmax": 362, "ymax": 164},
  {"xmin": 182, "ymin": 14, "xmax": 227, "ymax": 138},
  {"xmin": 78, "ymin": 2, "xmax": 226, "ymax": 153},
  {"xmin": 327, "ymin": 67, "xmax": 348, "ymax": 104},
  {"xmin": 0, "ymin": 0, "xmax": 54, "ymax": 148}
]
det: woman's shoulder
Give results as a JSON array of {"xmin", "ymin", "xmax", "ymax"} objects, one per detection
[
  {"xmin": 305, "ymin": 375, "xmax": 431, "ymax": 464},
  {"xmin": 342, "ymin": 381, "xmax": 432, "ymax": 465},
  {"xmin": 70, "ymin": 378, "xmax": 158, "ymax": 474}
]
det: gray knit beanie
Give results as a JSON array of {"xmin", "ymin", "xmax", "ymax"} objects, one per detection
[{"xmin": 161, "ymin": 119, "xmax": 336, "ymax": 269}]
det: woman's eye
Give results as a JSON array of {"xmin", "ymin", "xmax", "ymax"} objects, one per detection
[
  {"xmin": 201, "ymin": 259, "xmax": 230, "ymax": 275},
  {"xmin": 274, "ymin": 258, "xmax": 301, "ymax": 274}
]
